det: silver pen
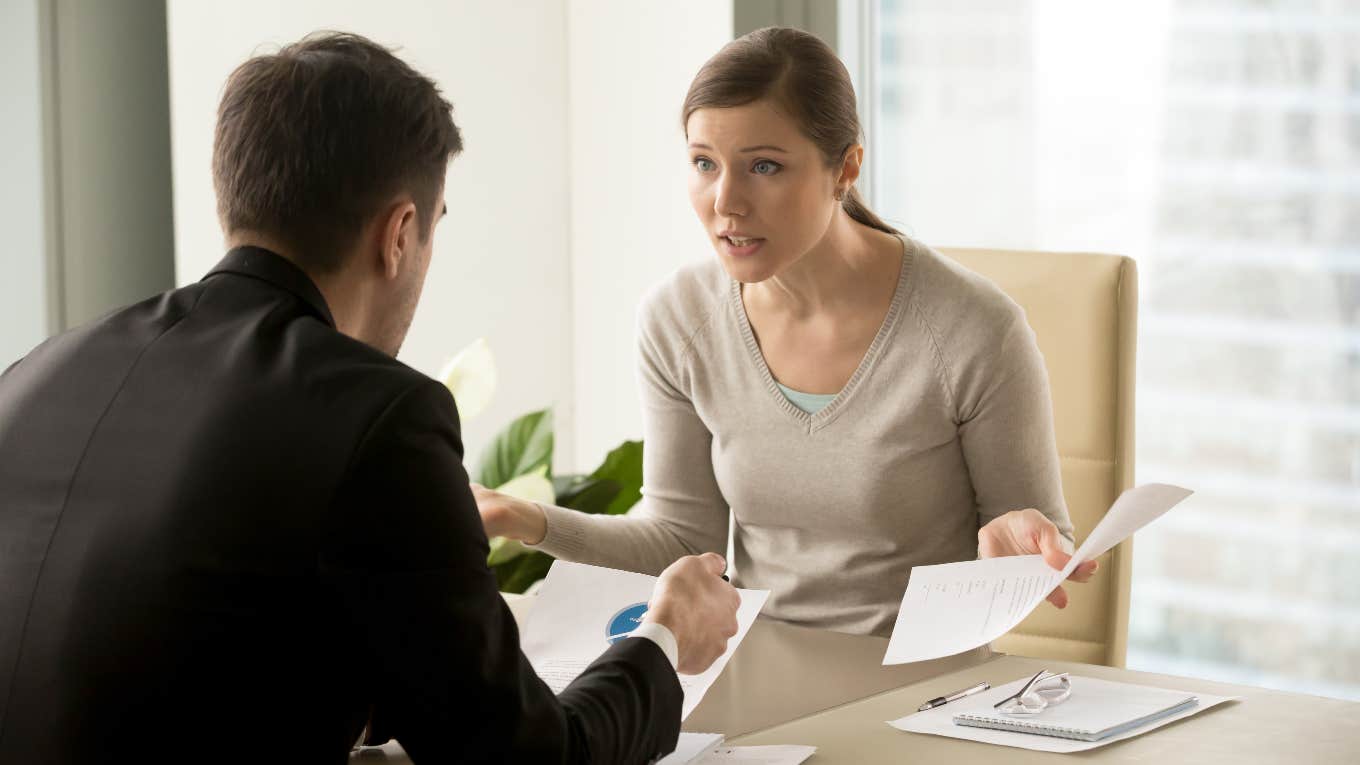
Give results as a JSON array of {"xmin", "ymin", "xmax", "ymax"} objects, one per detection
[{"xmin": 917, "ymin": 681, "xmax": 990, "ymax": 711}]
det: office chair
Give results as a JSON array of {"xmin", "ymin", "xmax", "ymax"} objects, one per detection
[{"xmin": 940, "ymin": 247, "xmax": 1138, "ymax": 667}]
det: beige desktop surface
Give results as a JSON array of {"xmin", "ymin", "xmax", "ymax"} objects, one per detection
[
  {"xmin": 728, "ymin": 653, "xmax": 1360, "ymax": 763},
  {"xmin": 506, "ymin": 589, "xmax": 989, "ymax": 738},
  {"xmin": 349, "ymin": 595, "xmax": 989, "ymax": 762},
  {"xmin": 681, "ymin": 619, "xmax": 989, "ymax": 736},
  {"xmin": 348, "ymin": 595, "xmax": 1360, "ymax": 763}
]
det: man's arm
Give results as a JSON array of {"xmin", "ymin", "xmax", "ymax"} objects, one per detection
[{"xmin": 319, "ymin": 378, "xmax": 682, "ymax": 764}]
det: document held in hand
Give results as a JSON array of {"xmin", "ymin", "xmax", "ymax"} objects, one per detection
[
  {"xmin": 883, "ymin": 483, "xmax": 1193, "ymax": 665},
  {"xmin": 520, "ymin": 560, "xmax": 770, "ymax": 719}
]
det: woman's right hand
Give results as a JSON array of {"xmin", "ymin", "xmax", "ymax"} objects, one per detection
[{"xmin": 470, "ymin": 483, "xmax": 548, "ymax": 544}]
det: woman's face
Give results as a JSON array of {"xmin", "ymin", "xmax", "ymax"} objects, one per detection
[{"xmin": 686, "ymin": 99, "xmax": 842, "ymax": 284}]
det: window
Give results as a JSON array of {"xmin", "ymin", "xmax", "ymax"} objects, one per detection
[{"xmin": 851, "ymin": 0, "xmax": 1360, "ymax": 699}]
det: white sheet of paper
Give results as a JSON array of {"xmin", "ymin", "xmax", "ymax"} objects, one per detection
[
  {"xmin": 887, "ymin": 676, "xmax": 1236, "ymax": 752},
  {"xmin": 883, "ymin": 484, "xmax": 1192, "ymax": 664},
  {"xmin": 655, "ymin": 732, "xmax": 725, "ymax": 765},
  {"xmin": 693, "ymin": 745, "xmax": 818, "ymax": 764},
  {"xmin": 520, "ymin": 560, "xmax": 769, "ymax": 720}
]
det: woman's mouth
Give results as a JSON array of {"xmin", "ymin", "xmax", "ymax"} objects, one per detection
[{"xmin": 719, "ymin": 235, "xmax": 765, "ymax": 256}]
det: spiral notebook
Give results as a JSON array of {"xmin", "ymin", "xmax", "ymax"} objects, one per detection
[{"xmin": 952, "ymin": 676, "xmax": 1199, "ymax": 742}]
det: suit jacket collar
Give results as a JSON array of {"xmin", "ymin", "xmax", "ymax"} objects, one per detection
[{"xmin": 203, "ymin": 247, "xmax": 337, "ymax": 328}]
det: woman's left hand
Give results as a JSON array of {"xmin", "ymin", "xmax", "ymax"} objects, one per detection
[{"xmin": 977, "ymin": 509, "xmax": 1098, "ymax": 609}]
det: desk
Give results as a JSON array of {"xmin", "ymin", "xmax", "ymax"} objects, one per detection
[
  {"xmin": 728, "ymin": 653, "xmax": 1360, "ymax": 762},
  {"xmin": 354, "ymin": 596, "xmax": 1360, "ymax": 763},
  {"xmin": 684, "ymin": 620, "xmax": 987, "ymax": 736},
  {"xmin": 354, "ymin": 598, "xmax": 989, "ymax": 762},
  {"xmin": 505, "ymin": 590, "xmax": 987, "ymax": 737}
]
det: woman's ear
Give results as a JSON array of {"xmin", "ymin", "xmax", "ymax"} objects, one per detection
[{"xmin": 837, "ymin": 144, "xmax": 865, "ymax": 194}]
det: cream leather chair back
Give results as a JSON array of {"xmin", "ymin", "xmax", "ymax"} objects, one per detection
[{"xmin": 939, "ymin": 247, "xmax": 1138, "ymax": 667}]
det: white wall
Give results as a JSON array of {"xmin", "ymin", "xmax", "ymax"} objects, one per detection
[
  {"xmin": 167, "ymin": 1, "xmax": 575, "ymax": 474},
  {"xmin": 566, "ymin": 1, "xmax": 733, "ymax": 469},
  {"xmin": 0, "ymin": 0, "xmax": 49, "ymax": 368}
]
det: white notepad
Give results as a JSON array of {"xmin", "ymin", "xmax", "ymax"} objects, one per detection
[{"xmin": 952, "ymin": 676, "xmax": 1198, "ymax": 742}]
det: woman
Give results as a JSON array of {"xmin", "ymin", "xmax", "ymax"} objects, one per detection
[{"xmin": 477, "ymin": 27, "xmax": 1095, "ymax": 637}]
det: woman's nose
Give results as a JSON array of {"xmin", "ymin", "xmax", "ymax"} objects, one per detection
[{"xmin": 714, "ymin": 174, "xmax": 747, "ymax": 217}]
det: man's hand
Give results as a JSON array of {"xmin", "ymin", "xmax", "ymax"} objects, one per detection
[
  {"xmin": 644, "ymin": 553, "xmax": 740, "ymax": 674},
  {"xmin": 978, "ymin": 508, "xmax": 1097, "ymax": 609},
  {"xmin": 471, "ymin": 483, "xmax": 548, "ymax": 545}
]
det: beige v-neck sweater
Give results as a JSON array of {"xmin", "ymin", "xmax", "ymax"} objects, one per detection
[{"xmin": 533, "ymin": 236, "xmax": 1073, "ymax": 637}]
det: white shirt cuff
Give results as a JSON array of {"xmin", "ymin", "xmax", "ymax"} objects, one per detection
[{"xmin": 628, "ymin": 621, "xmax": 678, "ymax": 670}]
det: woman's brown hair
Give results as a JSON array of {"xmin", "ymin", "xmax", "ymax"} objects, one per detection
[{"xmin": 682, "ymin": 26, "xmax": 899, "ymax": 236}]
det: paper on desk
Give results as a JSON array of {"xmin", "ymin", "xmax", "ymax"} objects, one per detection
[
  {"xmin": 887, "ymin": 676, "xmax": 1235, "ymax": 752},
  {"xmin": 883, "ymin": 484, "xmax": 1192, "ymax": 664},
  {"xmin": 693, "ymin": 745, "xmax": 817, "ymax": 764},
  {"xmin": 655, "ymin": 735, "xmax": 814, "ymax": 765},
  {"xmin": 520, "ymin": 560, "xmax": 769, "ymax": 720},
  {"xmin": 655, "ymin": 732, "xmax": 724, "ymax": 764}
]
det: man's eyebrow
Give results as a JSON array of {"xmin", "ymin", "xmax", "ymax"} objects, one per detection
[{"xmin": 441, "ymin": 203, "xmax": 448, "ymax": 217}]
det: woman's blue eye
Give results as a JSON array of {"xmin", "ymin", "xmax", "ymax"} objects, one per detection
[
  {"xmin": 694, "ymin": 157, "xmax": 716, "ymax": 172},
  {"xmin": 752, "ymin": 160, "xmax": 781, "ymax": 175}
]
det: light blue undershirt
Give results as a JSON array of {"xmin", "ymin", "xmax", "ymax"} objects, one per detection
[{"xmin": 776, "ymin": 382, "xmax": 838, "ymax": 415}]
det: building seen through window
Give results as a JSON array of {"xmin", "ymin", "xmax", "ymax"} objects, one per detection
[{"xmin": 870, "ymin": 0, "xmax": 1360, "ymax": 699}]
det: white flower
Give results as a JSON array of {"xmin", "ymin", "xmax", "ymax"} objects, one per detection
[
  {"xmin": 439, "ymin": 337, "xmax": 496, "ymax": 421},
  {"xmin": 493, "ymin": 466, "xmax": 556, "ymax": 505}
]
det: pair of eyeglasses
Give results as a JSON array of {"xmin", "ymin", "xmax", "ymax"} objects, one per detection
[{"xmin": 993, "ymin": 670, "xmax": 1072, "ymax": 716}]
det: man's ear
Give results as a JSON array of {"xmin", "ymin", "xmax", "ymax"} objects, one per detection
[
  {"xmin": 837, "ymin": 144, "xmax": 865, "ymax": 193},
  {"xmin": 379, "ymin": 199, "xmax": 420, "ymax": 281}
]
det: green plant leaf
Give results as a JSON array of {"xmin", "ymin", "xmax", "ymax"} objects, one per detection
[
  {"xmin": 588, "ymin": 440, "xmax": 643, "ymax": 516},
  {"xmin": 484, "ymin": 436, "xmax": 643, "ymax": 596},
  {"xmin": 557, "ymin": 477, "xmax": 622, "ymax": 515},
  {"xmin": 493, "ymin": 551, "xmax": 555, "ymax": 594},
  {"xmin": 552, "ymin": 474, "xmax": 588, "ymax": 498},
  {"xmin": 477, "ymin": 409, "xmax": 553, "ymax": 488}
]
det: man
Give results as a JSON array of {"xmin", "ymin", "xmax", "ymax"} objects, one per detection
[{"xmin": 0, "ymin": 32, "xmax": 739, "ymax": 763}]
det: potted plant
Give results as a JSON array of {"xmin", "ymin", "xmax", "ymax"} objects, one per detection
[{"xmin": 441, "ymin": 339, "xmax": 643, "ymax": 593}]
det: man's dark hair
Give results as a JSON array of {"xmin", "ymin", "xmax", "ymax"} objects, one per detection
[{"xmin": 212, "ymin": 32, "xmax": 462, "ymax": 272}]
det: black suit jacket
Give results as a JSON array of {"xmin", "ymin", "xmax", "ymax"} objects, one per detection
[{"xmin": 0, "ymin": 247, "xmax": 681, "ymax": 764}]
